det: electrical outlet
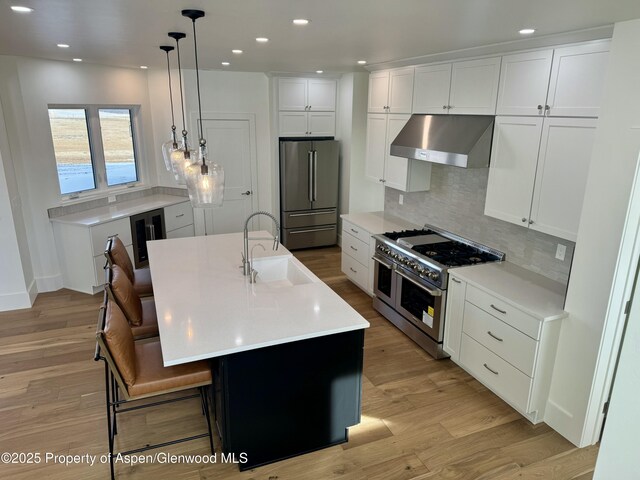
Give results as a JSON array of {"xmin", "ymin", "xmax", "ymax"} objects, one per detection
[
  {"xmin": 555, "ymin": 243, "xmax": 567, "ymax": 261},
  {"xmin": 399, "ymin": 194, "xmax": 404, "ymax": 205},
  {"xmin": 108, "ymin": 196, "xmax": 117, "ymax": 204}
]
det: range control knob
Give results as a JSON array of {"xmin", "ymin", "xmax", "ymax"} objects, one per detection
[{"xmin": 428, "ymin": 271, "xmax": 439, "ymax": 280}]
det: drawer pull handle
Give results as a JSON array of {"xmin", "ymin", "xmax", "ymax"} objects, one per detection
[
  {"xmin": 349, "ymin": 267, "xmax": 357, "ymax": 273},
  {"xmin": 350, "ymin": 228, "xmax": 359, "ymax": 234},
  {"xmin": 350, "ymin": 245, "xmax": 358, "ymax": 251},
  {"xmin": 490, "ymin": 304, "xmax": 507, "ymax": 315},
  {"xmin": 487, "ymin": 331, "xmax": 503, "ymax": 342},
  {"xmin": 483, "ymin": 363, "xmax": 499, "ymax": 375},
  {"xmin": 175, "ymin": 213, "xmax": 185, "ymax": 218},
  {"xmin": 451, "ymin": 278, "xmax": 461, "ymax": 284}
]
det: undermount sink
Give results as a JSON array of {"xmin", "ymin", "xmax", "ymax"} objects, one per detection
[{"xmin": 250, "ymin": 256, "xmax": 315, "ymax": 287}]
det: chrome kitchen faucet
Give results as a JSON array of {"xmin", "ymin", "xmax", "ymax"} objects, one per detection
[{"xmin": 242, "ymin": 211, "xmax": 280, "ymax": 276}]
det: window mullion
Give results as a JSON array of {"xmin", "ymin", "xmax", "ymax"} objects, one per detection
[{"xmin": 89, "ymin": 107, "xmax": 107, "ymax": 191}]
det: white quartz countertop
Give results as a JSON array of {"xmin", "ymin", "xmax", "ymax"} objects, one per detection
[
  {"xmin": 49, "ymin": 194, "xmax": 188, "ymax": 226},
  {"xmin": 341, "ymin": 211, "xmax": 420, "ymax": 234},
  {"xmin": 449, "ymin": 262, "xmax": 568, "ymax": 322},
  {"xmin": 147, "ymin": 232, "xmax": 370, "ymax": 366}
]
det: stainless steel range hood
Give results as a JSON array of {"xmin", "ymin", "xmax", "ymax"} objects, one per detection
[{"xmin": 390, "ymin": 114, "xmax": 494, "ymax": 168}]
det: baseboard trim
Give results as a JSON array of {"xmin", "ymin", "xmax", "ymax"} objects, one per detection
[
  {"xmin": 544, "ymin": 399, "xmax": 584, "ymax": 447},
  {"xmin": 0, "ymin": 290, "xmax": 33, "ymax": 312},
  {"xmin": 27, "ymin": 278, "xmax": 37, "ymax": 304},
  {"xmin": 35, "ymin": 274, "xmax": 63, "ymax": 293}
]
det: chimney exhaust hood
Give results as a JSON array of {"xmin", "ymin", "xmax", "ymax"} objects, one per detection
[{"xmin": 390, "ymin": 114, "xmax": 494, "ymax": 168}]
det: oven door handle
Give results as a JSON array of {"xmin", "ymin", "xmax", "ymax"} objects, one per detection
[
  {"xmin": 396, "ymin": 269, "xmax": 442, "ymax": 297},
  {"xmin": 372, "ymin": 255, "xmax": 394, "ymax": 270}
]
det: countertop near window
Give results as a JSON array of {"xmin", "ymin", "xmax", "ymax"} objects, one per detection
[
  {"xmin": 49, "ymin": 194, "xmax": 189, "ymax": 227},
  {"xmin": 340, "ymin": 211, "xmax": 419, "ymax": 233},
  {"xmin": 450, "ymin": 262, "xmax": 567, "ymax": 321},
  {"xmin": 147, "ymin": 232, "xmax": 370, "ymax": 366}
]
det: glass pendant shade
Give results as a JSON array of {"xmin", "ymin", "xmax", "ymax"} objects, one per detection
[
  {"xmin": 185, "ymin": 159, "xmax": 224, "ymax": 208},
  {"xmin": 161, "ymin": 139, "xmax": 179, "ymax": 172},
  {"xmin": 170, "ymin": 147, "xmax": 197, "ymax": 185}
]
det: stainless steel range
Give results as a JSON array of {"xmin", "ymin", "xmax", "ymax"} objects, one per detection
[{"xmin": 372, "ymin": 225, "xmax": 504, "ymax": 359}]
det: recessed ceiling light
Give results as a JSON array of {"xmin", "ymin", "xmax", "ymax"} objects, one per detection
[
  {"xmin": 57, "ymin": 44, "xmax": 69, "ymax": 48},
  {"xmin": 232, "ymin": 49, "xmax": 243, "ymax": 54},
  {"xmin": 140, "ymin": 65, "xmax": 148, "ymax": 69},
  {"xmin": 221, "ymin": 62, "xmax": 230, "ymax": 66},
  {"xmin": 293, "ymin": 19, "xmax": 309, "ymax": 25},
  {"xmin": 316, "ymin": 70, "xmax": 323, "ymax": 74},
  {"xmin": 73, "ymin": 58, "xmax": 82, "ymax": 62},
  {"xmin": 10, "ymin": 6, "xmax": 34, "ymax": 13},
  {"xmin": 519, "ymin": 28, "xmax": 536, "ymax": 35},
  {"xmin": 357, "ymin": 60, "xmax": 367, "ymax": 65},
  {"xmin": 256, "ymin": 37, "xmax": 269, "ymax": 43}
]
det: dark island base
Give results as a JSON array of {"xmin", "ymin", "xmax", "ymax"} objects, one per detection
[{"xmin": 214, "ymin": 329, "xmax": 365, "ymax": 470}]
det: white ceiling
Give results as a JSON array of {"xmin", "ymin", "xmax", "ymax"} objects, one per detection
[{"xmin": 1, "ymin": 0, "xmax": 640, "ymax": 73}]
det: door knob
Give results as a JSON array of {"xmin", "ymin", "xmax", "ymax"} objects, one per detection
[{"xmin": 241, "ymin": 190, "xmax": 252, "ymax": 196}]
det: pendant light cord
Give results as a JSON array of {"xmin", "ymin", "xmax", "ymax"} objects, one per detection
[
  {"xmin": 191, "ymin": 18, "xmax": 204, "ymax": 145},
  {"xmin": 174, "ymin": 37, "xmax": 188, "ymax": 138},
  {"xmin": 164, "ymin": 50, "xmax": 176, "ymax": 129}
]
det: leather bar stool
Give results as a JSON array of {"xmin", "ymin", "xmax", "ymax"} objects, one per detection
[
  {"xmin": 95, "ymin": 299, "xmax": 214, "ymax": 480},
  {"xmin": 105, "ymin": 235, "xmax": 153, "ymax": 297},
  {"xmin": 105, "ymin": 264, "xmax": 158, "ymax": 339}
]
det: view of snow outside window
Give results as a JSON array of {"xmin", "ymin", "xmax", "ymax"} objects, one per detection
[{"xmin": 48, "ymin": 108, "xmax": 137, "ymax": 194}]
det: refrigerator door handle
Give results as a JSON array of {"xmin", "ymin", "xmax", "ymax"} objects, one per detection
[
  {"xmin": 313, "ymin": 150, "xmax": 318, "ymax": 202},
  {"xmin": 308, "ymin": 150, "xmax": 313, "ymax": 203}
]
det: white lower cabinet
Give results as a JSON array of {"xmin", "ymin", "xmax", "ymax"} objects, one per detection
[
  {"xmin": 445, "ymin": 271, "xmax": 563, "ymax": 423},
  {"xmin": 341, "ymin": 220, "xmax": 374, "ymax": 294}
]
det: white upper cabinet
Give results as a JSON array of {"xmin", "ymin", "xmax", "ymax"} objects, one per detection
[
  {"xmin": 412, "ymin": 57, "xmax": 500, "ymax": 115},
  {"xmin": 364, "ymin": 113, "xmax": 388, "ymax": 182},
  {"xmin": 449, "ymin": 57, "xmax": 501, "ymax": 115},
  {"xmin": 546, "ymin": 42, "xmax": 610, "ymax": 117},
  {"xmin": 497, "ymin": 50, "xmax": 554, "ymax": 116},
  {"xmin": 368, "ymin": 68, "xmax": 414, "ymax": 114},
  {"xmin": 413, "ymin": 63, "xmax": 452, "ymax": 114},
  {"xmin": 497, "ymin": 41, "xmax": 610, "ymax": 117},
  {"xmin": 529, "ymin": 117, "xmax": 597, "ymax": 241},
  {"xmin": 485, "ymin": 116, "xmax": 597, "ymax": 242},
  {"xmin": 278, "ymin": 78, "xmax": 336, "ymax": 112}
]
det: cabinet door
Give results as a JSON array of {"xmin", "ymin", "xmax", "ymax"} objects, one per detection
[
  {"xmin": 365, "ymin": 113, "xmax": 388, "ymax": 183},
  {"xmin": 529, "ymin": 117, "xmax": 597, "ymax": 241},
  {"xmin": 412, "ymin": 63, "xmax": 452, "ymax": 114},
  {"xmin": 278, "ymin": 78, "xmax": 308, "ymax": 111},
  {"xmin": 368, "ymin": 71, "xmax": 390, "ymax": 113},
  {"xmin": 547, "ymin": 41, "xmax": 610, "ymax": 117},
  {"xmin": 384, "ymin": 114, "xmax": 412, "ymax": 190},
  {"xmin": 444, "ymin": 275, "xmax": 466, "ymax": 362},
  {"xmin": 308, "ymin": 79, "xmax": 336, "ymax": 111},
  {"xmin": 484, "ymin": 117, "xmax": 543, "ymax": 226},
  {"xmin": 308, "ymin": 112, "xmax": 335, "ymax": 137},
  {"xmin": 497, "ymin": 50, "xmax": 553, "ymax": 116},
  {"xmin": 388, "ymin": 68, "xmax": 414, "ymax": 114},
  {"xmin": 449, "ymin": 57, "xmax": 501, "ymax": 115},
  {"xmin": 279, "ymin": 112, "xmax": 308, "ymax": 136}
]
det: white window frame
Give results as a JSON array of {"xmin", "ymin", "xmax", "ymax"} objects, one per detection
[{"xmin": 48, "ymin": 104, "xmax": 147, "ymax": 201}]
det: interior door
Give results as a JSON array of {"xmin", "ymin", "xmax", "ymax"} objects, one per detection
[
  {"xmin": 198, "ymin": 119, "xmax": 255, "ymax": 235},
  {"xmin": 310, "ymin": 140, "xmax": 339, "ymax": 210},
  {"xmin": 280, "ymin": 140, "xmax": 312, "ymax": 212}
]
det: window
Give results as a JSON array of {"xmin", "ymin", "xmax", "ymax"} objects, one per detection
[{"xmin": 48, "ymin": 105, "xmax": 141, "ymax": 197}]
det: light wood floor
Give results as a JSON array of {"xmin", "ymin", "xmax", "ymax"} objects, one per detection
[{"xmin": 0, "ymin": 246, "xmax": 597, "ymax": 479}]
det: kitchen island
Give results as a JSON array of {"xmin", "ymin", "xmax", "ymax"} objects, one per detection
[{"xmin": 147, "ymin": 232, "xmax": 369, "ymax": 469}]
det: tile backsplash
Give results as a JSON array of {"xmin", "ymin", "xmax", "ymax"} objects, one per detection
[{"xmin": 384, "ymin": 164, "xmax": 575, "ymax": 285}]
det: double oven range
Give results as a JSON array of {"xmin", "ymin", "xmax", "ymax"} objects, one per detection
[{"xmin": 372, "ymin": 225, "xmax": 504, "ymax": 359}]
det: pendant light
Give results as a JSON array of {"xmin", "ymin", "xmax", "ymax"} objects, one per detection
[
  {"xmin": 182, "ymin": 9, "xmax": 225, "ymax": 208},
  {"xmin": 159, "ymin": 45, "xmax": 178, "ymax": 172},
  {"xmin": 168, "ymin": 31, "xmax": 197, "ymax": 185}
]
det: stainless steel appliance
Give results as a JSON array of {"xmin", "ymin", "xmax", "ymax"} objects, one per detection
[
  {"xmin": 279, "ymin": 139, "xmax": 339, "ymax": 249},
  {"xmin": 130, "ymin": 209, "xmax": 166, "ymax": 268},
  {"xmin": 372, "ymin": 225, "xmax": 504, "ymax": 358}
]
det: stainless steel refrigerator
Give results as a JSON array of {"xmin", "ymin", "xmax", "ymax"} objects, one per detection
[{"xmin": 279, "ymin": 139, "xmax": 339, "ymax": 249}]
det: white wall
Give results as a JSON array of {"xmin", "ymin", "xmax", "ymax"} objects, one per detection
[
  {"xmin": 545, "ymin": 19, "xmax": 640, "ymax": 446},
  {"xmin": 0, "ymin": 56, "xmax": 159, "ymax": 292}
]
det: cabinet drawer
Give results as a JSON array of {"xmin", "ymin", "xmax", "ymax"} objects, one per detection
[
  {"xmin": 90, "ymin": 219, "xmax": 131, "ymax": 257},
  {"xmin": 341, "ymin": 252, "xmax": 368, "ymax": 290},
  {"xmin": 166, "ymin": 224, "xmax": 194, "ymax": 239},
  {"xmin": 341, "ymin": 220, "xmax": 371, "ymax": 244},
  {"xmin": 466, "ymin": 284, "xmax": 541, "ymax": 340},
  {"xmin": 463, "ymin": 302, "xmax": 537, "ymax": 376},
  {"xmin": 460, "ymin": 334, "xmax": 532, "ymax": 413},
  {"xmin": 165, "ymin": 201, "xmax": 194, "ymax": 232},
  {"xmin": 342, "ymin": 232, "xmax": 369, "ymax": 266}
]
